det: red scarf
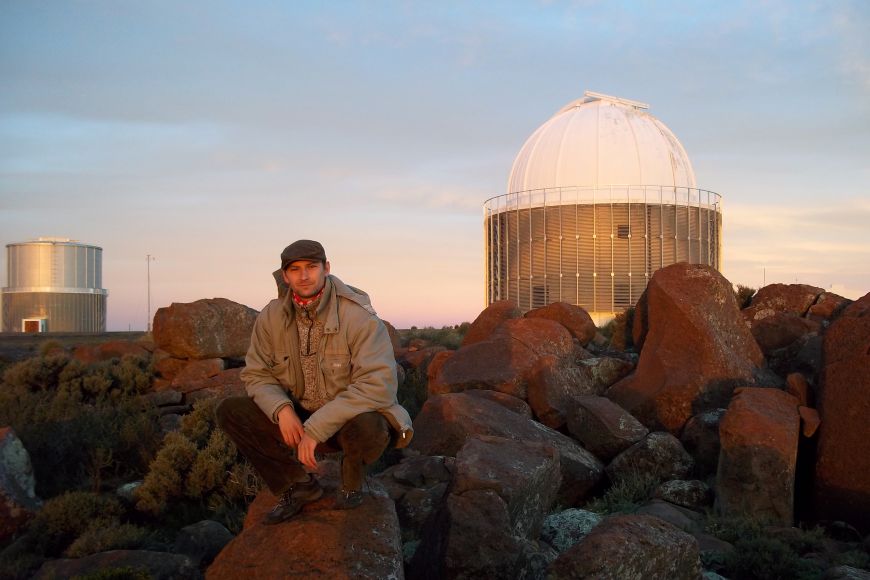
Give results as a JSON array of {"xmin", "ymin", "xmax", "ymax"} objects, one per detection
[{"xmin": 292, "ymin": 286, "xmax": 325, "ymax": 309}]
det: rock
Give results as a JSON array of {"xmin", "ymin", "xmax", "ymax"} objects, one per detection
[
  {"xmin": 540, "ymin": 509, "xmax": 602, "ymax": 553},
  {"xmin": 428, "ymin": 337, "xmax": 537, "ymax": 399},
  {"xmin": 749, "ymin": 311, "xmax": 820, "ymax": 355},
  {"xmin": 606, "ymin": 432, "xmax": 693, "ymax": 485},
  {"xmin": 426, "ymin": 350, "xmax": 453, "ymax": 386},
  {"xmin": 785, "ymin": 372, "xmax": 812, "ymax": 407},
  {"xmin": 717, "ymin": 387, "xmax": 800, "ymax": 526},
  {"xmin": 606, "ymin": 263, "xmax": 765, "ymax": 434},
  {"xmin": 375, "ymin": 455, "xmax": 453, "ymax": 543},
  {"xmin": 0, "ymin": 426, "xmax": 41, "ymax": 543},
  {"xmin": 654, "ymin": 480, "xmax": 712, "ymax": 511},
  {"xmin": 680, "ymin": 409, "xmax": 726, "ymax": 478},
  {"xmin": 411, "ymin": 393, "xmax": 603, "ymax": 505},
  {"xmin": 465, "ymin": 389, "xmax": 533, "ymax": 418},
  {"xmin": 799, "ymin": 406, "xmax": 821, "ymax": 438},
  {"xmin": 184, "ymin": 368, "xmax": 246, "ymax": 402},
  {"xmin": 33, "ymin": 550, "xmax": 201, "ymax": 580},
  {"xmin": 525, "ymin": 301, "xmax": 597, "ymax": 346},
  {"xmin": 144, "ymin": 389, "xmax": 184, "ymax": 407},
  {"xmin": 807, "ymin": 292, "xmax": 851, "ymax": 324},
  {"xmin": 153, "ymin": 298, "xmax": 258, "ymax": 359},
  {"xmin": 743, "ymin": 283, "xmax": 825, "ymax": 320},
  {"xmin": 453, "ymin": 435, "xmax": 560, "ymax": 538},
  {"xmin": 154, "ymin": 356, "xmax": 190, "ymax": 381},
  {"xmin": 815, "ymin": 292, "xmax": 870, "ymax": 531},
  {"xmin": 116, "ymin": 481, "xmax": 143, "ymax": 503},
  {"xmin": 382, "ymin": 320, "xmax": 402, "ymax": 357},
  {"xmin": 159, "ymin": 414, "xmax": 183, "ymax": 433},
  {"xmin": 209, "ymin": 462, "xmax": 403, "ymax": 579},
  {"xmin": 71, "ymin": 340, "xmax": 151, "ymax": 364},
  {"xmin": 400, "ymin": 346, "xmax": 446, "ymax": 375},
  {"xmin": 410, "ymin": 488, "xmax": 522, "ymax": 580},
  {"xmin": 461, "ymin": 300, "xmax": 522, "ymax": 347},
  {"xmin": 566, "ymin": 396, "xmax": 648, "ymax": 462},
  {"xmin": 526, "ymin": 355, "xmax": 582, "ymax": 429},
  {"xmin": 492, "ymin": 317, "xmax": 575, "ymax": 359},
  {"xmin": 577, "ymin": 356, "xmax": 635, "ymax": 394},
  {"xmin": 174, "ymin": 520, "xmax": 234, "ymax": 567},
  {"xmin": 636, "ymin": 499, "xmax": 704, "ymax": 534},
  {"xmin": 823, "ymin": 566, "xmax": 870, "ymax": 580},
  {"xmin": 548, "ymin": 514, "xmax": 701, "ymax": 580},
  {"xmin": 171, "ymin": 358, "xmax": 226, "ymax": 389},
  {"xmin": 157, "ymin": 405, "xmax": 192, "ymax": 416}
]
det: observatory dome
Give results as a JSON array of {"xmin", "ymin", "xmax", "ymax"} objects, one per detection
[{"xmin": 508, "ymin": 91, "xmax": 696, "ymax": 193}]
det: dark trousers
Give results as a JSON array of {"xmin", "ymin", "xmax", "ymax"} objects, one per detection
[{"xmin": 216, "ymin": 396, "xmax": 390, "ymax": 495}]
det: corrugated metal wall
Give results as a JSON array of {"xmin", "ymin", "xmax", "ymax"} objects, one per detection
[{"xmin": 485, "ymin": 187, "xmax": 722, "ymax": 314}]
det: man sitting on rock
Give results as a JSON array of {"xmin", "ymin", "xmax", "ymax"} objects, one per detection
[{"xmin": 217, "ymin": 239, "xmax": 413, "ymax": 524}]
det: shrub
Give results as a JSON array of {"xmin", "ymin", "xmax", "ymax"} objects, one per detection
[
  {"xmin": 0, "ymin": 354, "xmax": 161, "ymax": 497},
  {"xmin": 72, "ymin": 567, "xmax": 152, "ymax": 580},
  {"xmin": 734, "ymin": 284, "xmax": 757, "ymax": 309},
  {"xmin": 401, "ymin": 325, "xmax": 469, "ymax": 350},
  {"xmin": 585, "ymin": 469, "xmax": 659, "ymax": 515},
  {"xmin": 601, "ymin": 307, "xmax": 635, "ymax": 351},
  {"xmin": 705, "ymin": 515, "xmax": 828, "ymax": 580},
  {"xmin": 64, "ymin": 522, "xmax": 150, "ymax": 558},
  {"xmin": 135, "ymin": 398, "xmax": 262, "ymax": 530},
  {"xmin": 397, "ymin": 366, "xmax": 428, "ymax": 420},
  {"xmin": 25, "ymin": 491, "xmax": 124, "ymax": 557}
]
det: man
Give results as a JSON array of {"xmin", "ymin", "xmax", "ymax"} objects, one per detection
[{"xmin": 217, "ymin": 240, "xmax": 413, "ymax": 525}]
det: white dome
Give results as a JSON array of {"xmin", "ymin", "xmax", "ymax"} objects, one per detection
[{"xmin": 508, "ymin": 91, "xmax": 696, "ymax": 193}]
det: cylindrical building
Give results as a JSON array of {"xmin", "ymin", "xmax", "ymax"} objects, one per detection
[
  {"xmin": 484, "ymin": 91, "xmax": 723, "ymax": 321},
  {"xmin": 1, "ymin": 237, "xmax": 108, "ymax": 332}
]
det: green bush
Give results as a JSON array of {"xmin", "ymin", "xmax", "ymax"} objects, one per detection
[
  {"xmin": 0, "ymin": 354, "xmax": 161, "ymax": 497},
  {"xmin": 734, "ymin": 284, "xmax": 757, "ymax": 309},
  {"xmin": 401, "ymin": 325, "xmax": 469, "ymax": 350},
  {"xmin": 71, "ymin": 566, "xmax": 152, "ymax": 580},
  {"xmin": 397, "ymin": 366, "xmax": 429, "ymax": 420},
  {"xmin": 135, "ymin": 398, "xmax": 262, "ymax": 531},
  {"xmin": 585, "ymin": 469, "xmax": 659, "ymax": 515},
  {"xmin": 65, "ymin": 522, "xmax": 150, "ymax": 558},
  {"xmin": 705, "ymin": 516, "xmax": 829, "ymax": 580},
  {"xmin": 725, "ymin": 536, "xmax": 821, "ymax": 580},
  {"xmin": 25, "ymin": 492, "xmax": 124, "ymax": 556}
]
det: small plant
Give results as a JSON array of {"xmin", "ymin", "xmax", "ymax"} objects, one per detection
[
  {"xmin": 601, "ymin": 307, "xmax": 635, "ymax": 351},
  {"xmin": 134, "ymin": 398, "xmax": 262, "ymax": 531},
  {"xmin": 585, "ymin": 469, "xmax": 659, "ymax": 515},
  {"xmin": 734, "ymin": 284, "xmax": 757, "ymax": 309},
  {"xmin": 397, "ymin": 366, "xmax": 428, "ymax": 420},
  {"xmin": 401, "ymin": 325, "xmax": 469, "ymax": 350}
]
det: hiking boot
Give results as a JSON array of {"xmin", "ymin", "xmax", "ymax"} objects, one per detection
[
  {"xmin": 335, "ymin": 488, "xmax": 364, "ymax": 510},
  {"xmin": 263, "ymin": 476, "xmax": 323, "ymax": 525}
]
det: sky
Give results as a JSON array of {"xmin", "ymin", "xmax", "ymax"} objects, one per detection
[{"xmin": 1, "ymin": 0, "xmax": 868, "ymax": 331}]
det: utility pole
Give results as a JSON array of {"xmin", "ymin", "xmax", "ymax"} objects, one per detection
[{"xmin": 147, "ymin": 255, "xmax": 156, "ymax": 332}]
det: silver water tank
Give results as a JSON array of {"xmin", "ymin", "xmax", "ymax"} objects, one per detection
[{"xmin": 1, "ymin": 237, "xmax": 108, "ymax": 332}]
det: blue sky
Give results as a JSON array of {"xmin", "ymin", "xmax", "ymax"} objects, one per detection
[{"xmin": 1, "ymin": 1, "xmax": 868, "ymax": 330}]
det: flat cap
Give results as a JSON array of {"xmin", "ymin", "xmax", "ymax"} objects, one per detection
[{"xmin": 280, "ymin": 240, "xmax": 327, "ymax": 270}]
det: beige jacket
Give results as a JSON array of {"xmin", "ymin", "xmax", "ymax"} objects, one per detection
[{"xmin": 240, "ymin": 275, "xmax": 413, "ymax": 448}]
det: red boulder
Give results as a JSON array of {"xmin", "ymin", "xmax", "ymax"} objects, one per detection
[
  {"xmin": 153, "ymin": 298, "xmax": 258, "ymax": 359},
  {"xmin": 716, "ymin": 387, "xmax": 800, "ymax": 526},
  {"xmin": 815, "ymin": 292, "xmax": 870, "ymax": 531},
  {"xmin": 606, "ymin": 263, "xmax": 765, "ymax": 433},
  {"xmin": 461, "ymin": 300, "xmax": 522, "ymax": 347},
  {"xmin": 525, "ymin": 301, "xmax": 596, "ymax": 346}
]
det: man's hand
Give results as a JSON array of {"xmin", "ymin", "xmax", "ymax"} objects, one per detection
[
  {"xmin": 276, "ymin": 405, "xmax": 304, "ymax": 448},
  {"xmin": 297, "ymin": 433, "xmax": 319, "ymax": 469}
]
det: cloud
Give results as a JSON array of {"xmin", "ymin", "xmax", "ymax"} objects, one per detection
[{"xmin": 723, "ymin": 198, "xmax": 870, "ymax": 297}]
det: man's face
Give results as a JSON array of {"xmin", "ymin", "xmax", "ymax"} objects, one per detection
[{"xmin": 283, "ymin": 259, "xmax": 330, "ymax": 298}]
